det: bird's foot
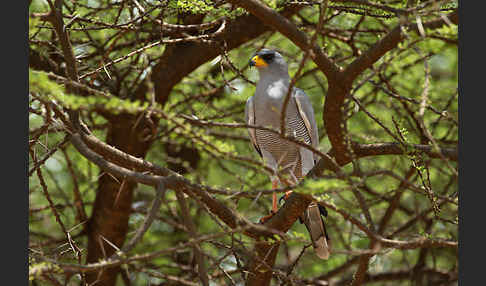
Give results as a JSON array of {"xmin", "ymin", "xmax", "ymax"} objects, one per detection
[
  {"xmin": 259, "ymin": 210, "xmax": 277, "ymax": 224},
  {"xmin": 278, "ymin": 191, "xmax": 294, "ymax": 205}
]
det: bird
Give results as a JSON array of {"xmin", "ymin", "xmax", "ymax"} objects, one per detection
[{"xmin": 244, "ymin": 49, "xmax": 331, "ymax": 259}]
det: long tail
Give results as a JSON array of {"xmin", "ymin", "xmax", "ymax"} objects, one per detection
[{"xmin": 301, "ymin": 202, "xmax": 331, "ymax": 259}]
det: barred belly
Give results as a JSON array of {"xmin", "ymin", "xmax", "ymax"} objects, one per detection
[{"xmin": 255, "ymin": 114, "xmax": 311, "ymax": 181}]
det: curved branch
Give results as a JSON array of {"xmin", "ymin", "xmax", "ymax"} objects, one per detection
[
  {"xmin": 326, "ymin": 10, "xmax": 458, "ymax": 165},
  {"xmin": 121, "ymin": 183, "xmax": 165, "ymax": 253},
  {"xmin": 151, "ymin": 2, "xmax": 303, "ymax": 105},
  {"xmin": 343, "ymin": 9, "xmax": 458, "ymax": 83},
  {"xmin": 246, "ymin": 192, "xmax": 313, "ymax": 286},
  {"xmin": 226, "ymin": 0, "xmax": 341, "ymax": 83},
  {"xmin": 70, "ymin": 131, "xmax": 313, "ymax": 286}
]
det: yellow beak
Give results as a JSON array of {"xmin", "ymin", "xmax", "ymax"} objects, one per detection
[{"xmin": 249, "ymin": 55, "xmax": 268, "ymax": 68}]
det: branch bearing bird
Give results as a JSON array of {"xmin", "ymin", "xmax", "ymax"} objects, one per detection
[{"xmin": 245, "ymin": 49, "xmax": 331, "ymax": 259}]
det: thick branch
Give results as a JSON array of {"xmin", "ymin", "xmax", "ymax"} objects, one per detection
[
  {"xmin": 151, "ymin": 3, "xmax": 302, "ymax": 105},
  {"xmin": 326, "ymin": 10, "xmax": 458, "ymax": 165},
  {"xmin": 246, "ymin": 193, "xmax": 313, "ymax": 286},
  {"xmin": 72, "ymin": 131, "xmax": 312, "ymax": 234},
  {"xmin": 69, "ymin": 131, "xmax": 313, "ymax": 286},
  {"xmin": 226, "ymin": 0, "xmax": 341, "ymax": 83},
  {"xmin": 344, "ymin": 9, "xmax": 458, "ymax": 83}
]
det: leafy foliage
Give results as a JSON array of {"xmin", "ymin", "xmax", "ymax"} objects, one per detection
[{"xmin": 29, "ymin": 0, "xmax": 457, "ymax": 285}]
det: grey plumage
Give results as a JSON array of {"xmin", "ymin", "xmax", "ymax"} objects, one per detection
[{"xmin": 245, "ymin": 49, "xmax": 331, "ymax": 259}]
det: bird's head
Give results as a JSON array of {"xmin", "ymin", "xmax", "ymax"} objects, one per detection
[{"xmin": 249, "ymin": 49, "xmax": 288, "ymax": 76}]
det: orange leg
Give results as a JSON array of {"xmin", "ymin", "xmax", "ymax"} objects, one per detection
[
  {"xmin": 259, "ymin": 179, "xmax": 279, "ymax": 224},
  {"xmin": 272, "ymin": 180, "xmax": 278, "ymax": 213}
]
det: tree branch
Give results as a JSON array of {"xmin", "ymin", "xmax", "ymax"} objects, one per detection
[
  {"xmin": 226, "ymin": 0, "xmax": 341, "ymax": 82},
  {"xmin": 344, "ymin": 9, "xmax": 458, "ymax": 83}
]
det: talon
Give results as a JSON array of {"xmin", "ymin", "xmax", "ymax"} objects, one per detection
[
  {"xmin": 259, "ymin": 210, "xmax": 277, "ymax": 224},
  {"xmin": 318, "ymin": 204, "xmax": 328, "ymax": 217},
  {"xmin": 278, "ymin": 191, "xmax": 294, "ymax": 205}
]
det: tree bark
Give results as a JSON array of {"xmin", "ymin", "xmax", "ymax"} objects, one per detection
[
  {"xmin": 246, "ymin": 193, "xmax": 313, "ymax": 286},
  {"xmin": 85, "ymin": 114, "xmax": 155, "ymax": 285},
  {"xmin": 83, "ymin": 6, "xmax": 303, "ymax": 285}
]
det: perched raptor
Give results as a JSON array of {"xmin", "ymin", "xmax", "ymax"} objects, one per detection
[{"xmin": 245, "ymin": 49, "xmax": 331, "ymax": 259}]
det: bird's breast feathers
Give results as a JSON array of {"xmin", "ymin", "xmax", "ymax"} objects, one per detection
[
  {"xmin": 256, "ymin": 78, "xmax": 289, "ymax": 100},
  {"xmin": 266, "ymin": 80, "xmax": 288, "ymax": 99},
  {"xmin": 266, "ymin": 80, "xmax": 288, "ymax": 100}
]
